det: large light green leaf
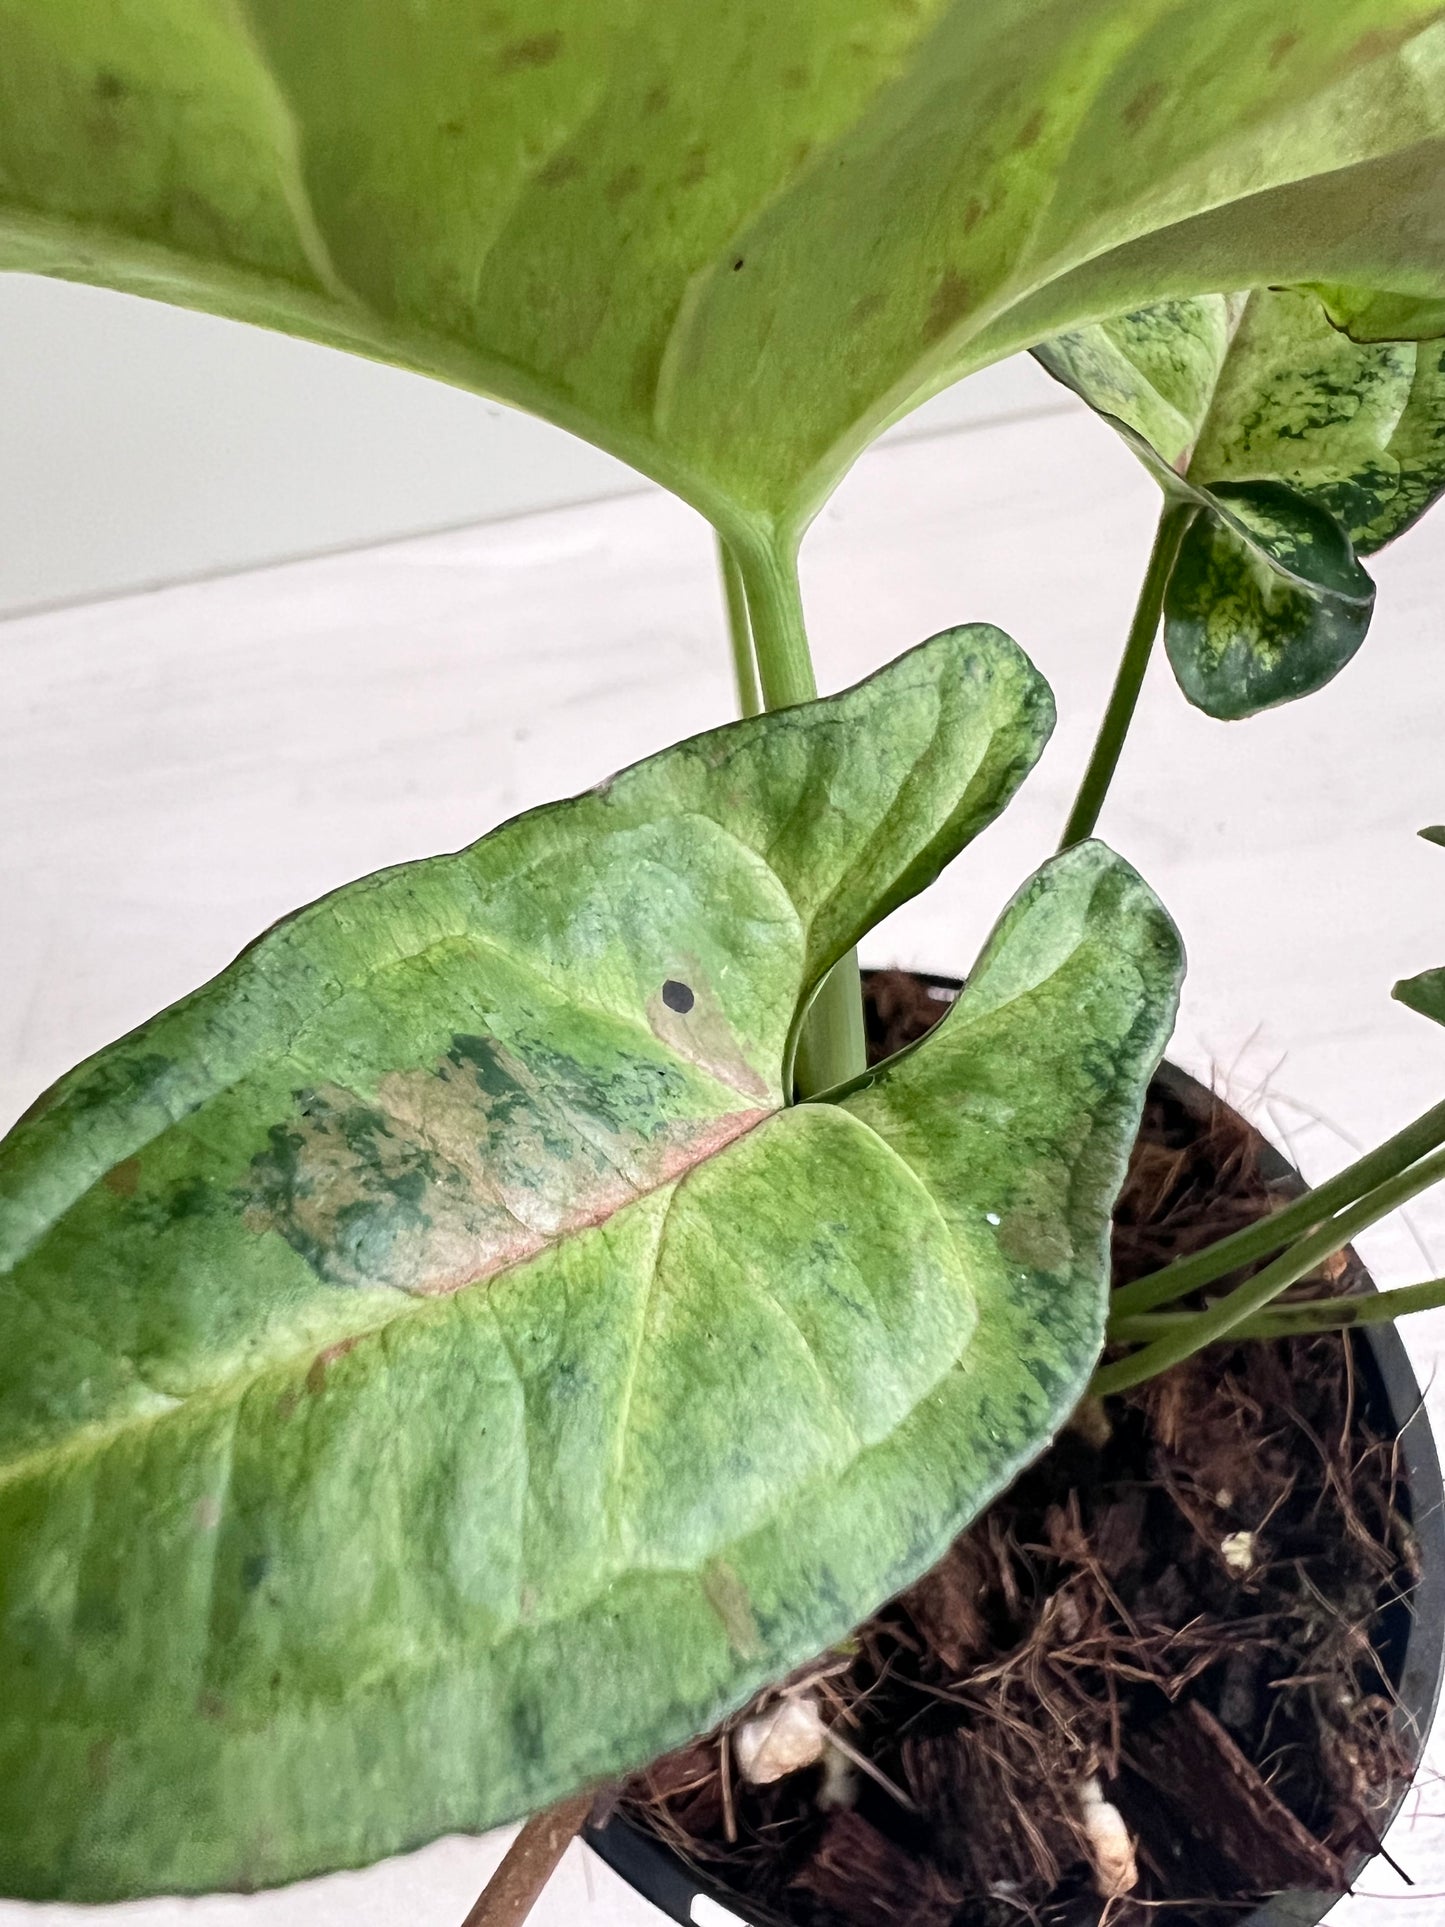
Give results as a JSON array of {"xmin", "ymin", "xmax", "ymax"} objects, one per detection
[
  {"xmin": 4, "ymin": 4, "xmax": 1445, "ymax": 534},
  {"xmin": 0, "ymin": 629, "xmax": 1181, "ymax": 1900}
]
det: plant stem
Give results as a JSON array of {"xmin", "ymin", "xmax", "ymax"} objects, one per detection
[
  {"xmin": 734, "ymin": 527, "xmax": 867, "ymax": 1096},
  {"xmin": 1058, "ymin": 500, "xmax": 1193, "ymax": 850},
  {"xmin": 793, "ymin": 951, "xmax": 869, "ymax": 1096},
  {"xmin": 1093, "ymin": 1140, "xmax": 1445, "ymax": 1396},
  {"xmin": 1111, "ymin": 1094, "xmax": 1445, "ymax": 1319},
  {"xmin": 1114, "ymin": 1274, "xmax": 1445, "ymax": 1344},
  {"xmin": 459, "ymin": 1792, "xmax": 595, "ymax": 1927},
  {"xmin": 733, "ymin": 529, "xmax": 817, "ymax": 708},
  {"xmin": 717, "ymin": 533, "xmax": 761, "ymax": 719}
]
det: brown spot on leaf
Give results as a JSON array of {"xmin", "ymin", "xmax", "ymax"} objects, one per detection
[
  {"xmin": 643, "ymin": 83, "xmax": 670, "ymax": 116},
  {"xmin": 197, "ymin": 1690, "xmax": 228, "ymax": 1723},
  {"xmin": 962, "ymin": 196, "xmax": 985, "ymax": 233},
  {"xmin": 536, "ymin": 153, "xmax": 582, "ymax": 187},
  {"xmin": 923, "ymin": 269, "xmax": 972, "ymax": 346},
  {"xmin": 606, "ymin": 164, "xmax": 643, "ymax": 204},
  {"xmin": 680, "ymin": 146, "xmax": 709, "ymax": 186},
  {"xmin": 850, "ymin": 290, "xmax": 885, "ymax": 326},
  {"xmin": 93, "ymin": 69, "xmax": 126, "ymax": 101},
  {"xmin": 1015, "ymin": 107, "xmax": 1045, "ymax": 149},
  {"xmin": 703, "ymin": 1559, "xmax": 761, "ymax": 1658},
  {"xmin": 1122, "ymin": 80, "xmax": 1164, "ymax": 130},
  {"xmin": 782, "ymin": 65, "xmax": 808, "ymax": 90},
  {"xmin": 305, "ymin": 1336, "xmax": 362, "ymax": 1395},
  {"xmin": 103, "ymin": 1156, "xmax": 141, "ymax": 1198},
  {"xmin": 1348, "ymin": 27, "xmax": 1396, "ymax": 67},
  {"xmin": 1268, "ymin": 30, "xmax": 1300, "ymax": 67},
  {"xmin": 496, "ymin": 31, "xmax": 563, "ymax": 72}
]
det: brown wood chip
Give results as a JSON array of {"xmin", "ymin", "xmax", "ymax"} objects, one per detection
[
  {"xmin": 788, "ymin": 1810, "xmax": 959, "ymax": 1927},
  {"xmin": 1129, "ymin": 1702, "xmax": 1348, "ymax": 1892},
  {"xmin": 899, "ymin": 1540, "xmax": 989, "ymax": 1674}
]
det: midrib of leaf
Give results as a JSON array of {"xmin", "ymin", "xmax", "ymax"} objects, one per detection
[
  {"xmin": 1173, "ymin": 291, "xmax": 1250, "ymax": 478},
  {"xmin": 0, "ymin": 1107, "xmax": 772, "ymax": 1498},
  {"xmin": 0, "ymin": 1096, "xmax": 971, "ymax": 1630},
  {"xmin": 0, "ymin": 870, "xmax": 789, "ymax": 1272},
  {"xmin": 222, "ymin": 0, "xmax": 352, "ymax": 303}
]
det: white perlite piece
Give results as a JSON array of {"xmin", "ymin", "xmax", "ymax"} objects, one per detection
[
  {"xmin": 1077, "ymin": 1775, "xmax": 1138, "ymax": 1899},
  {"xmin": 734, "ymin": 1696, "xmax": 828, "ymax": 1786},
  {"xmin": 1221, "ymin": 1529, "xmax": 1257, "ymax": 1573}
]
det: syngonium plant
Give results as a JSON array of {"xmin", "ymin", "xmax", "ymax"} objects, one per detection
[{"xmin": 8, "ymin": 0, "xmax": 1445, "ymax": 1911}]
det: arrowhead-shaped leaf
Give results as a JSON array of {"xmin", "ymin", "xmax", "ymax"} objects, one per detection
[
  {"xmin": 5, "ymin": 5, "xmax": 1445, "ymax": 529},
  {"xmin": 1396, "ymin": 828, "xmax": 1445, "ymax": 1021},
  {"xmin": 1034, "ymin": 283, "xmax": 1445, "ymax": 714},
  {"xmin": 1162, "ymin": 480, "xmax": 1375, "ymax": 718},
  {"xmin": 0, "ymin": 629, "xmax": 1182, "ymax": 1900}
]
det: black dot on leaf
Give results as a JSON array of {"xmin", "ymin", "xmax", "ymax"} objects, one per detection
[
  {"xmin": 732, "ymin": 257, "xmax": 745, "ymax": 271},
  {"xmin": 662, "ymin": 979, "xmax": 695, "ymax": 1014}
]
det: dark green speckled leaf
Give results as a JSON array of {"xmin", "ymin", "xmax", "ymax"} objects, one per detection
[
  {"xmin": 1035, "ymin": 286, "xmax": 1434, "ymax": 716},
  {"xmin": 1163, "ymin": 481, "xmax": 1375, "ymax": 718},
  {"xmin": 1187, "ymin": 291, "xmax": 1445, "ymax": 556},
  {"xmin": 1038, "ymin": 288, "xmax": 1445, "ymax": 555},
  {"xmin": 0, "ymin": 630, "xmax": 1182, "ymax": 1901}
]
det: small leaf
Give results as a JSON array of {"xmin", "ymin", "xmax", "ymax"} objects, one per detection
[
  {"xmin": 1395, "ymin": 830, "xmax": 1445, "ymax": 1022},
  {"xmin": 1163, "ymin": 482, "xmax": 1375, "ymax": 720},
  {"xmin": 0, "ymin": 632, "xmax": 1184, "ymax": 1900},
  {"xmin": 1037, "ymin": 284, "xmax": 1445, "ymax": 716},
  {"xmin": 1396, "ymin": 966, "xmax": 1445, "ymax": 1026}
]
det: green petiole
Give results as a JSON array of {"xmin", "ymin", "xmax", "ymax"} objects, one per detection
[
  {"xmin": 1058, "ymin": 499, "xmax": 1193, "ymax": 851},
  {"xmin": 730, "ymin": 526, "xmax": 867, "ymax": 1097},
  {"xmin": 1111, "ymin": 1094, "xmax": 1445, "ymax": 1319},
  {"xmin": 1094, "ymin": 1139, "xmax": 1445, "ymax": 1395},
  {"xmin": 1112, "ymin": 1274, "xmax": 1445, "ymax": 1345}
]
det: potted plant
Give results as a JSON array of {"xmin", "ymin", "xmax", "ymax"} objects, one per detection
[{"xmin": 5, "ymin": 5, "xmax": 1445, "ymax": 1924}]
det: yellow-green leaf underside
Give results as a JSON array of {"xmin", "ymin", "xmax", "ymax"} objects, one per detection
[
  {"xmin": 0, "ymin": 631, "xmax": 1182, "ymax": 1899},
  {"xmin": 4, "ymin": 3, "xmax": 1445, "ymax": 532}
]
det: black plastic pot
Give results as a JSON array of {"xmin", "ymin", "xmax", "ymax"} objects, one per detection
[{"xmin": 589, "ymin": 1050, "xmax": 1445, "ymax": 1927}]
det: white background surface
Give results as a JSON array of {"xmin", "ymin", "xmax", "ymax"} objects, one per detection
[
  {"xmin": 4, "ymin": 360, "xmax": 1445, "ymax": 1923},
  {"xmin": 0, "ymin": 276, "xmax": 1062, "ymax": 616}
]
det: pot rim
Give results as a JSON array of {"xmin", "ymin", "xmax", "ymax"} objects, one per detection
[{"xmin": 587, "ymin": 1039, "xmax": 1445, "ymax": 1927}]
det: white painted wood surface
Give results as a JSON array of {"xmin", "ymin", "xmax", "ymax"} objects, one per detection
[{"xmin": 4, "ymin": 401, "xmax": 1445, "ymax": 1923}]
